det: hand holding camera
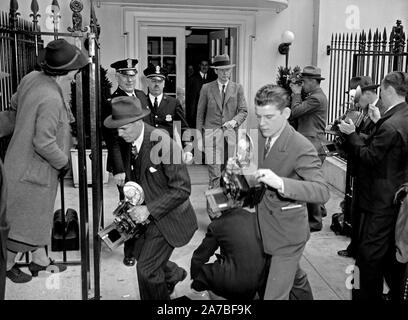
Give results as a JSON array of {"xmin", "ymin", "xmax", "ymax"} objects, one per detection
[
  {"xmin": 128, "ymin": 205, "xmax": 150, "ymax": 224},
  {"xmin": 338, "ymin": 118, "xmax": 356, "ymax": 135}
]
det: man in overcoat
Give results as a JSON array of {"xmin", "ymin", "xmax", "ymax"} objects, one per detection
[{"xmin": 289, "ymin": 65, "xmax": 328, "ymax": 232}]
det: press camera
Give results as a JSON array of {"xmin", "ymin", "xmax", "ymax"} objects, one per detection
[
  {"xmin": 98, "ymin": 182, "xmax": 148, "ymax": 250},
  {"xmin": 323, "ymin": 85, "xmax": 364, "ymax": 156},
  {"xmin": 205, "ymin": 134, "xmax": 265, "ymax": 219}
]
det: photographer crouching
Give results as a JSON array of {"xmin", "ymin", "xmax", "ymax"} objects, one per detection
[{"xmin": 103, "ymin": 96, "xmax": 198, "ymax": 300}]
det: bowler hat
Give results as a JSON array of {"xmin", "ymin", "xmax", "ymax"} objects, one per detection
[
  {"xmin": 301, "ymin": 65, "xmax": 325, "ymax": 80},
  {"xmin": 111, "ymin": 58, "xmax": 139, "ymax": 75},
  {"xmin": 210, "ymin": 54, "xmax": 235, "ymax": 69},
  {"xmin": 358, "ymin": 76, "xmax": 379, "ymax": 91},
  {"xmin": 103, "ymin": 96, "xmax": 150, "ymax": 128},
  {"xmin": 37, "ymin": 39, "xmax": 89, "ymax": 74},
  {"xmin": 143, "ymin": 64, "xmax": 167, "ymax": 80}
]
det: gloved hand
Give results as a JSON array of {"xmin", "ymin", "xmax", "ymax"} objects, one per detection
[{"xmin": 59, "ymin": 161, "xmax": 71, "ymax": 179}]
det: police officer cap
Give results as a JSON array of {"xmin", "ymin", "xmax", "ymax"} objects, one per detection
[
  {"xmin": 143, "ymin": 64, "xmax": 167, "ymax": 80},
  {"xmin": 111, "ymin": 58, "xmax": 139, "ymax": 75}
]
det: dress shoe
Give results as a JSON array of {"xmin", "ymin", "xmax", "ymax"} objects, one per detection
[
  {"xmin": 337, "ymin": 249, "xmax": 352, "ymax": 257},
  {"xmin": 123, "ymin": 256, "xmax": 136, "ymax": 267},
  {"xmin": 28, "ymin": 258, "xmax": 67, "ymax": 277},
  {"xmin": 6, "ymin": 265, "xmax": 32, "ymax": 283},
  {"xmin": 167, "ymin": 267, "xmax": 187, "ymax": 295}
]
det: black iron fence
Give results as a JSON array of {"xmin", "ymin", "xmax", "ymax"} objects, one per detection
[
  {"xmin": 327, "ymin": 20, "xmax": 407, "ymax": 128},
  {"xmin": 0, "ymin": 5, "xmax": 44, "ymax": 159}
]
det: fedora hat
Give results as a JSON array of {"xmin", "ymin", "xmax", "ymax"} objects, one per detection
[
  {"xmin": 37, "ymin": 39, "xmax": 89, "ymax": 74},
  {"xmin": 210, "ymin": 54, "xmax": 235, "ymax": 69},
  {"xmin": 358, "ymin": 76, "xmax": 379, "ymax": 91},
  {"xmin": 301, "ymin": 65, "xmax": 325, "ymax": 80},
  {"xmin": 104, "ymin": 96, "xmax": 150, "ymax": 128}
]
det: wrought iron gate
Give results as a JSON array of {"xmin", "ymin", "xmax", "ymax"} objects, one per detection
[
  {"xmin": 327, "ymin": 19, "xmax": 407, "ymax": 128},
  {"xmin": 0, "ymin": 0, "xmax": 103, "ymax": 300}
]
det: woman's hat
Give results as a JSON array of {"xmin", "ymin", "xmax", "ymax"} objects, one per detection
[
  {"xmin": 37, "ymin": 39, "xmax": 89, "ymax": 74},
  {"xmin": 210, "ymin": 54, "xmax": 235, "ymax": 69},
  {"xmin": 104, "ymin": 96, "xmax": 150, "ymax": 128},
  {"xmin": 301, "ymin": 65, "xmax": 325, "ymax": 80}
]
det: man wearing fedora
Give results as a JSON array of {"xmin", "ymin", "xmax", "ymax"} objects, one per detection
[
  {"xmin": 3, "ymin": 39, "xmax": 88, "ymax": 283},
  {"xmin": 289, "ymin": 65, "xmax": 328, "ymax": 232},
  {"xmin": 338, "ymin": 76, "xmax": 384, "ymax": 258},
  {"xmin": 339, "ymin": 71, "xmax": 408, "ymax": 300},
  {"xmin": 104, "ymin": 96, "xmax": 198, "ymax": 300},
  {"xmin": 196, "ymin": 54, "xmax": 247, "ymax": 190},
  {"xmin": 104, "ymin": 58, "xmax": 151, "ymax": 267}
]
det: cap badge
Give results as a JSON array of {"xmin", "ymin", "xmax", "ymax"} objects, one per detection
[
  {"xmin": 127, "ymin": 59, "xmax": 132, "ymax": 68},
  {"xmin": 155, "ymin": 66, "xmax": 160, "ymax": 74},
  {"xmin": 165, "ymin": 114, "xmax": 172, "ymax": 122}
]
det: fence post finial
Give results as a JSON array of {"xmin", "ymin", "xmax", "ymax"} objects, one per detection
[
  {"xmin": 67, "ymin": 0, "xmax": 88, "ymax": 33},
  {"xmin": 9, "ymin": 0, "xmax": 20, "ymax": 29},
  {"xmin": 391, "ymin": 20, "xmax": 405, "ymax": 54},
  {"xmin": 30, "ymin": 0, "xmax": 41, "ymax": 31}
]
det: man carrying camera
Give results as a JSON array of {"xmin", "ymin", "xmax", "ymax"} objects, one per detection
[
  {"xmin": 339, "ymin": 71, "xmax": 408, "ymax": 300},
  {"xmin": 289, "ymin": 66, "xmax": 328, "ymax": 232},
  {"xmin": 253, "ymin": 84, "xmax": 330, "ymax": 299},
  {"xmin": 104, "ymin": 96, "xmax": 198, "ymax": 300}
]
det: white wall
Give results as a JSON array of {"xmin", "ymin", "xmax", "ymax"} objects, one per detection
[
  {"xmin": 317, "ymin": 0, "xmax": 408, "ymax": 96},
  {"xmin": 249, "ymin": 0, "xmax": 315, "ymax": 127}
]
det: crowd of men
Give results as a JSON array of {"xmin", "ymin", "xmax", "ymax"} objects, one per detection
[{"xmin": 0, "ymin": 38, "xmax": 407, "ymax": 301}]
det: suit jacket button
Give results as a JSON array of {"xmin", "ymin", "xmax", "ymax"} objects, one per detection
[
  {"xmin": 155, "ymin": 115, "xmax": 158, "ymax": 118},
  {"xmin": 155, "ymin": 124, "xmax": 158, "ymax": 127}
]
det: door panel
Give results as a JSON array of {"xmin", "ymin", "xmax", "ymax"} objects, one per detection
[{"xmin": 140, "ymin": 26, "xmax": 185, "ymax": 98}]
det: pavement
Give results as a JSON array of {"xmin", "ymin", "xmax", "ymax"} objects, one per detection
[{"xmin": 4, "ymin": 165, "xmax": 353, "ymax": 300}]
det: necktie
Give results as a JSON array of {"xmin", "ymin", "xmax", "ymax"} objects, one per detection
[
  {"xmin": 131, "ymin": 144, "xmax": 138, "ymax": 159},
  {"xmin": 203, "ymin": 73, "xmax": 206, "ymax": 80},
  {"xmin": 153, "ymin": 97, "xmax": 158, "ymax": 113},
  {"xmin": 264, "ymin": 137, "xmax": 272, "ymax": 159},
  {"xmin": 221, "ymin": 85, "xmax": 226, "ymax": 106}
]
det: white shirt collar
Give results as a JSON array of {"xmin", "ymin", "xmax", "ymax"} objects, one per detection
[
  {"xmin": 200, "ymin": 71, "xmax": 207, "ymax": 79},
  {"xmin": 149, "ymin": 93, "xmax": 163, "ymax": 107},
  {"xmin": 217, "ymin": 80, "xmax": 229, "ymax": 93},
  {"xmin": 132, "ymin": 122, "xmax": 145, "ymax": 152},
  {"xmin": 265, "ymin": 123, "xmax": 286, "ymax": 156}
]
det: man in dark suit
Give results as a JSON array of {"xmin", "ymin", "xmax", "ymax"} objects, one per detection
[
  {"xmin": 190, "ymin": 207, "xmax": 267, "ymax": 299},
  {"xmin": 104, "ymin": 58, "xmax": 152, "ymax": 267},
  {"xmin": 289, "ymin": 65, "xmax": 328, "ymax": 232},
  {"xmin": 185, "ymin": 59, "xmax": 216, "ymax": 128},
  {"xmin": 338, "ymin": 76, "xmax": 383, "ymax": 258},
  {"xmin": 339, "ymin": 71, "xmax": 408, "ymax": 300},
  {"xmin": 254, "ymin": 84, "xmax": 330, "ymax": 299},
  {"xmin": 104, "ymin": 96, "xmax": 198, "ymax": 300},
  {"xmin": 196, "ymin": 54, "xmax": 248, "ymax": 190}
]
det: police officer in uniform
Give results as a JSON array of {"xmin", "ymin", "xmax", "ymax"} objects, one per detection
[
  {"xmin": 142, "ymin": 64, "xmax": 190, "ymax": 151},
  {"xmin": 104, "ymin": 58, "xmax": 151, "ymax": 267}
]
